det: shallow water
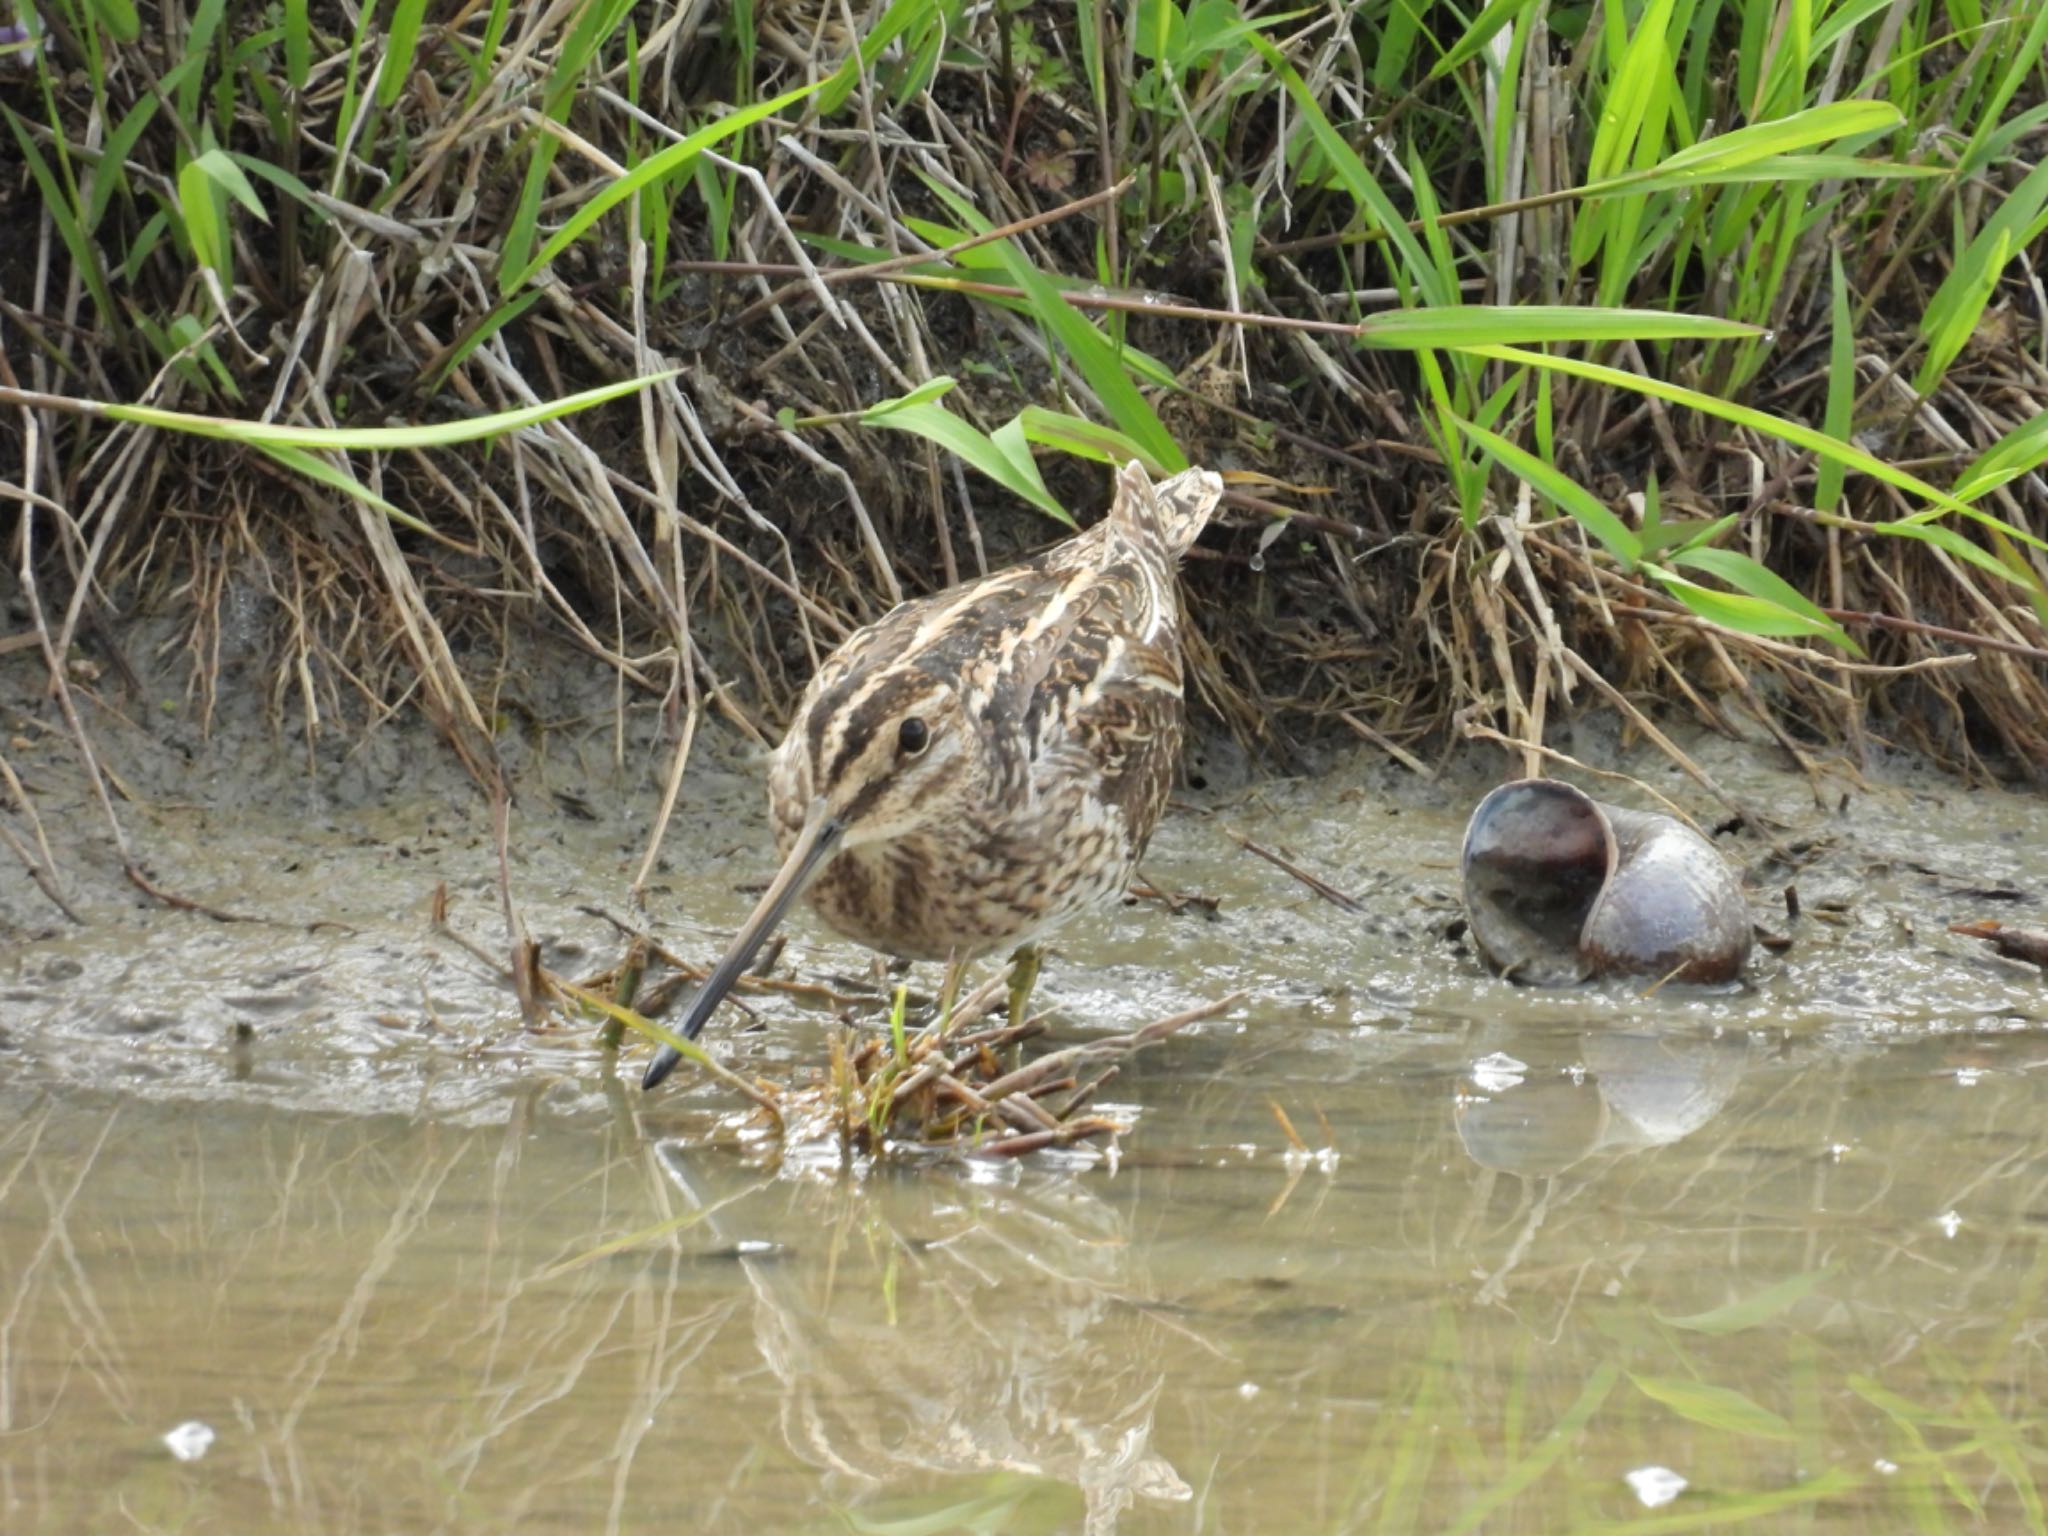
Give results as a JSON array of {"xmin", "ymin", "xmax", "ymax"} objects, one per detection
[{"xmin": 3, "ymin": 725, "xmax": 2046, "ymax": 1532}]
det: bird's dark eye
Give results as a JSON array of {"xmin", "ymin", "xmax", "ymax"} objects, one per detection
[{"xmin": 897, "ymin": 717, "xmax": 930, "ymax": 756}]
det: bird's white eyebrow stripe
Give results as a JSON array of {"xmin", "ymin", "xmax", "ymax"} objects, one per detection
[{"xmin": 821, "ymin": 670, "xmax": 936, "ymax": 784}]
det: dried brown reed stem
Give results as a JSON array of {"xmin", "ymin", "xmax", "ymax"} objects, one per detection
[{"xmin": 0, "ymin": 749, "xmax": 79, "ymax": 923}]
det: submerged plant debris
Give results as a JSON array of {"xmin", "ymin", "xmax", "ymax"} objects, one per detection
[{"xmin": 552, "ymin": 931, "xmax": 1243, "ymax": 1163}]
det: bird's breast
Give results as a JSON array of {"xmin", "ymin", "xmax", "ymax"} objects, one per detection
[{"xmin": 801, "ymin": 797, "xmax": 1137, "ymax": 962}]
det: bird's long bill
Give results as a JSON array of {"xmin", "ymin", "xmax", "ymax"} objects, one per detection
[{"xmin": 641, "ymin": 797, "xmax": 843, "ymax": 1090}]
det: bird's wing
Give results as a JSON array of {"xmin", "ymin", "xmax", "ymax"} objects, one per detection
[{"xmin": 1000, "ymin": 557, "xmax": 1186, "ymax": 849}]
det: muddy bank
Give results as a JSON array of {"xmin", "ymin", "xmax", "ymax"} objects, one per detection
[{"xmin": 3, "ymin": 625, "xmax": 2042, "ymax": 1131}]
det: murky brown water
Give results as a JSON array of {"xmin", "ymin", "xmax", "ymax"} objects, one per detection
[{"xmin": 4, "ymin": 722, "xmax": 2046, "ymax": 1532}]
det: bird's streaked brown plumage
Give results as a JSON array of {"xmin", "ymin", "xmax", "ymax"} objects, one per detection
[{"xmin": 643, "ymin": 461, "xmax": 1223, "ymax": 1089}]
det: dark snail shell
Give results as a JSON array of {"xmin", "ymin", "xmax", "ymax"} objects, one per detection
[{"xmin": 1460, "ymin": 779, "xmax": 1751, "ymax": 986}]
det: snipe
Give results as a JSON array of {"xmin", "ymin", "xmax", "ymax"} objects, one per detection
[{"xmin": 642, "ymin": 461, "xmax": 1224, "ymax": 1089}]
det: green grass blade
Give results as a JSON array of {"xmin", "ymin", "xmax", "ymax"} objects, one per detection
[
  {"xmin": 921, "ymin": 179, "xmax": 1183, "ymax": 472},
  {"xmin": 496, "ymin": 132, "xmax": 557, "ymax": 296},
  {"xmin": 1454, "ymin": 416, "xmax": 1642, "ymax": 566},
  {"xmin": 500, "ymin": 77, "xmax": 829, "ymax": 294},
  {"xmin": 1879, "ymin": 521, "xmax": 2046, "ymax": 593},
  {"xmin": 4, "ymin": 108, "xmax": 116, "ymax": 322},
  {"xmin": 1666, "ymin": 548, "xmax": 1857, "ymax": 649},
  {"xmin": 988, "ymin": 417, "xmax": 1063, "ymax": 519},
  {"xmin": 816, "ymin": 0, "xmax": 935, "ymax": 114},
  {"xmin": 1174, "ymin": 2, "xmax": 1313, "ymax": 61},
  {"xmin": 1849, "ymin": 1376, "xmax": 1988, "ymax": 1516},
  {"xmin": 283, "ymin": 0, "xmax": 310, "ymax": 89},
  {"xmin": 1628, "ymin": 99, "xmax": 1902, "ymax": 182},
  {"xmin": 544, "ymin": 0, "xmax": 638, "ymax": 108},
  {"xmin": 85, "ymin": 90, "xmax": 160, "ymax": 233},
  {"xmin": 1574, "ymin": 1467, "xmax": 1861, "ymax": 1533},
  {"xmin": 1658, "ymin": 1269, "xmax": 1832, "ymax": 1334},
  {"xmin": 1446, "ymin": 1361, "xmax": 1620, "ymax": 1536},
  {"xmin": 1358, "ymin": 307, "xmax": 1758, "ymax": 349},
  {"xmin": 227, "ymin": 150, "xmax": 322, "ymax": 211},
  {"xmin": 862, "ymin": 382, "xmax": 1069, "ymax": 522},
  {"xmin": 1953, "ymin": 408, "xmax": 2048, "ymax": 504},
  {"xmin": 122, "ymin": 208, "xmax": 172, "ymax": 284},
  {"xmin": 177, "ymin": 156, "xmax": 227, "ymax": 281},
  {"xmin": 191, "ymin": 146, "xmax": 270, "ymax": 222},
  {"xmin": 252, "ymin": 443, "xmax": 436, "ymax": 534},
  {"xmin": 329, "ymin": 0, "xmax": 382, "ymax": 189},
  {"xmin": 901, "ymin": 215, "xmax": 1008, "ymax": 270},
  {"xmin": 1429, "ymin": 0, "xmax": 1540, "ymax": 78},
  {"xmin": 88, "ymin": 0, "xmax": 141, "ymax": 42},
  {"xmin": 1461, "ymin": 345, "xmax": 2043, "ymax": 552},
  {"xmin": 1245, "ymin": 31, "xmax": 1442, "ymax": 304},
  {"xmin": 471, "ymin": 0, "xmax": 512, "ymax": 98},
  {"xmin": 429, "ymin": 289, "xmax": 545, "ymax": 388},
  {"xmin": 177, "ymin": 0, "xmax": 228, "ymax": 128},
  {"xmin": 1955, "ymin": 0, "xmax": 2048, "ymax": 175},
  {"xmin": 1962, "ymin": 1387, "xmax": 2047, "ymax": 1536},
  {"xmin": 377, "ymin": 0, "xmax": 429, "ymax": 108},
  {"xmin": 1630, "ymin": 1374, "xmax": 1795, "ymax": 1441},
  {"xmin": 1918, "ymin": 156, "xmax": 2048, "ymax": 394},
  {"xmin": 1016, "ymin": 407, "xmax": 1165, "ymax": 468},
  {"xmin": 1623, "ymin": 152, "xmax": 1944, "ymax": 191},
  {"xmin": 1917, "ymin": 230, "xmax": 2011, "ymax": 396},
  {"xmin": 1811, "ymin": 0, "xmax": 1907, "ymax": 52}
]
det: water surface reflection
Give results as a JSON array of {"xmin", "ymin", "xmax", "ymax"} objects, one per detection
[{"xmin": 4, "ymin": 1011, "xmax": 2045, "ymax": 1532}]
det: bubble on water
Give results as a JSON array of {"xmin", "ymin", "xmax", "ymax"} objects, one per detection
[
  {"xmin": 1248, "ymin": 553, "xmax": 1265, "ymax": 573},
  {"xmin": 163, "ymin": 1421, "xmax": 216, "ymax": 1462},
  {"xmin": 1625, "ymin": 1466, "xmax": 1687, "ymax": 1509},
  {"xmin": 1469, "ymin": 1051, "xmax": 1527, "ymax": 1093},
  {"xmin": 962, "ymin": 1156, "xmax": 1022, "ymax": 1187}
]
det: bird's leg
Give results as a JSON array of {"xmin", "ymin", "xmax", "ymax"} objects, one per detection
[
  {"xmin": 934, "ymin": 951, "xmax": 968, "ymax": 1033},
  {"xmin": 1004, "ymin": 943, "xmax": 1043, "ymax": 1032}
]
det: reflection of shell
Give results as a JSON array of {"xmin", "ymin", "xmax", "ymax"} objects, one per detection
[
  {"xmin": 1453, "ymin": 1029, "xmax": 1751, "ymax": 1176},
  {"xmin": 1582, "ymin": 1031, "xmax": 1749, "ymax": 1147},
  {"xmin": 1455, "ymin": 1075, "xmax": 1609, "ymax": 1176},
  {"xmin": 1461, "ymin": 780, "xmax": 1751, "ymax": 986}
]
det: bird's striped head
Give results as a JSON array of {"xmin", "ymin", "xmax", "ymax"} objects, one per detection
[
  {"xmin": 638, "ymin": 662, "xmax": 985, "ymax": 1088},
  {"xmin": 777, "ymin": 661, "xmax": 986, "ymax": 851}
]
